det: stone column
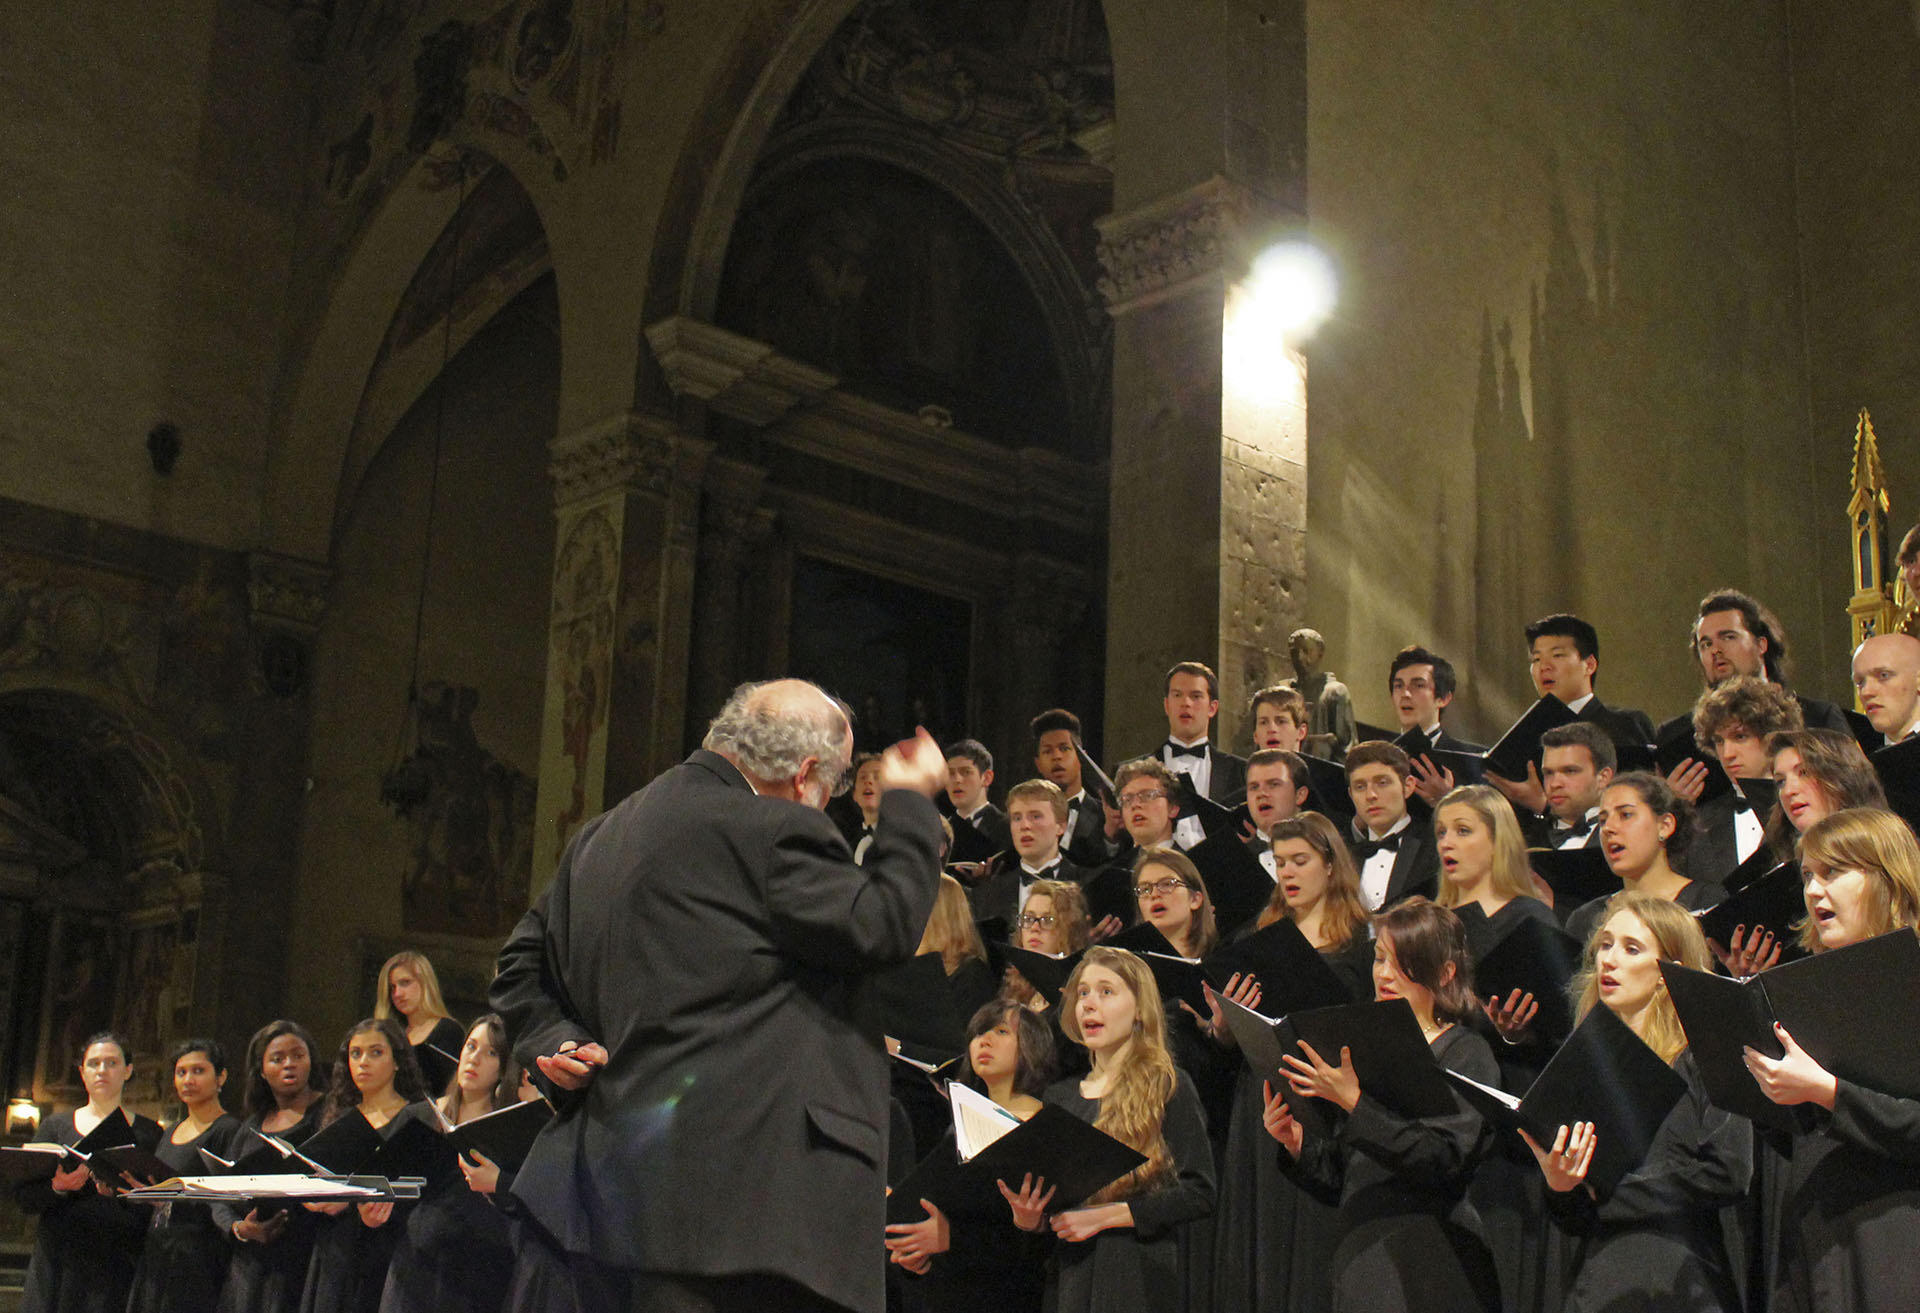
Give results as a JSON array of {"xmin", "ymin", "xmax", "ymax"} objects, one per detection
[
  {"xmin": 532, "ymin": 413, "xmax": 711, "ymax": 891},
  {"xmin": 1095, "ymin": 176, "xmax": 1308, "ymax": 756},
  {"xmin": 686, "ymin": 457, "xmax": 776, "ymax": 743}
]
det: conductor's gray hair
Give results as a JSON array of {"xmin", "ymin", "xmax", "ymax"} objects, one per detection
[{"xmin": 703, "ymin": 680, "xmax": 852, "ymax": 785}]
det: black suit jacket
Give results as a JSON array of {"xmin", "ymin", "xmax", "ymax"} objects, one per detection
[
  {"xmin": 1131, "ymin": 743, "xmax": 1249, "ymax": 805},
  {"xmin": 490, "ymin": 750, "xmax": 942, "ymax": 1311},
  {"xmin": 1688, "ymin": 792, "xmax": 1747, "ymax": 886},
  {"xmin": 966, "ymin": 854, "xmax": 1089, "ymax": 927},
  {"xmin": 1062, "ymin": 791, "xmax": 1119, "ymax": 870},
  {"xmin": 1354, "ymin": 823, "xmax": 1440, "ymax": 909},
  {"xmin": 958, "ymin": 801, "xmax": 1011, "ymax": 856},
  {"xmin": 1581, "ymin": 696, "xmax": 1656, "ymax": 748}
]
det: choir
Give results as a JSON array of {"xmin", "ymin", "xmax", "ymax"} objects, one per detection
[{"xmin": 11, "ymin": 589, "xmax": 1920, "ymax": 1313}]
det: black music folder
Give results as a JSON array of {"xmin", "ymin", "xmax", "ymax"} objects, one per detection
[
  {"xmin": 1184, "ymin": 828, "xmax": 1276, "ymax": 940},
  {"xmin": 1654, "ymin": 730, "xmax": 1733, "ymax": 807},
  {"xmin": 446, "ymin": 1098, "xmax": 553, "ymax": 1174},
  {"xmin": 1694, "ymin": 861, "xmax": 1808, "ymax": 962},
  {"xmin": 995, "ymin": 944, "xmax": 1085, "ymax": 1009},
  {"xmin": 1298, "ymin": 754, "xmax": 1357, "ymax": 825},
  {"xmin": 1484, "ymin": 696, "xmax": 1580, "ymax": 782},
  {"xmin": 858, "ymin": 951, "xmax": 973, "ymax": 1055},
  {"xmin": 1273, "ymin": 999, "xmax": 1457, "ymax": 1130},
  {"xmin": 1204, "ymin": 916, "xmax": 1355, "ymax": 1015},
  {"xmin": 1083, "ymin": 864, "xmax": 1138, "ymax": 928},
  {"xmin": 1530, "ymin": 847, "xmax": 1619, "ymax": 920},
  {"xmin": 0, "ymin": 1107, "xmax": 134, "ymax": 1185},
  {"xmin": 945, "ymin": 811, "xmax": 1002, "ymax": 867},
  {"xmin": 1872, "ymin": 735, "xmax": 1920, "ymax": 834},
  {"xmin": 1391, "ymin": 727, "xmax": 1487, "ymax": 787},
  {"xmin": 89, "ymin": 1143, "xmax": 177, "ymax": 1191},
  {"xmin": 1459, "ymin": 908, "xmax": 1584, "ymax": 1042},
  {"xmin": 1446, "ymin": 1001, "xmax": 1687, "ymax": 1194},
  {"xmin": 1663, "ymin": 929, "xmax": 1920, "ymax": 1130}
]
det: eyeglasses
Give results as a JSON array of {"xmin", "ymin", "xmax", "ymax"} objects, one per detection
[
  {"xmin": 1133, "ymin": 877, "xmax": 1190, "ymax": 899},
  {"xmin": 1118, "ymin": 789, "xmax": 1167, "ymax": 806},
  {"xmin": 1014, "ymin": 913, "xmax": 1056, "ymax": 929}
]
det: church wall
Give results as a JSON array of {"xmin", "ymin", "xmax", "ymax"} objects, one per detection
[
  {"xmin": 0, "ymin": 0, "xmax": 303, "ymax": 550},
  {"xmin": 284, "ymin": 276, "xmax": 557, "ymax": 1052},
  {"xmin": 1302, "ymin": 1, "xmax": 1829, "ymax": 739}
]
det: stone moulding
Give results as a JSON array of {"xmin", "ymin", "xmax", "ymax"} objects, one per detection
[{"xmin": 1095, "ymin": 175, "xmax": 1255, "ymax": 315}]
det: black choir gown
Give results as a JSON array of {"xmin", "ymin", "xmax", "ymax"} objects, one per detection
[
  {"xmin": 1043, "ymin": 1069, "xmax": 1216, "ymax": 1313},
  {"xmin": 215, "ymin": 1106, "xmax": 325, "ymax": 1313},
  {"xmin": 126, "ymin": 1112, "xmax": 245, "ymax": 1313},
  {"xmin": 376, "ymin": 1161, "xmax": 513, "ymax": 1313},
  {"xmin": 1462, "ymin": 895, "xmax": 1568, "ymax": 1313},
  {"xmin": 298, "ymin": 1104, "xmax": 431, "ymax": 1313},
  {"xmin": 409, "ymin": 1019, "xmax": 465, "ymax": 1097},
  {"xmin": 907, "ymin": 1127, "xmax": 1049, "ymax": 1313},
  {"xmin": 1544, "ymin": 1051, "xmax": 1750, "ymax": 1312},
  {"xmin": 1211, "ymin": 932, "xmax": 1373, "ymax": 1313},
  {"xmin": 492, "ymin": 1170, "xmax": 581, "ymax": 1313},
  {"xmin": 15, "ymin": 1107, "xmax": 163, "ymax": 1313},
  {"xmin": 1280, "ymin": 1025, "xmax": 1502, "ymax": 1313},
  {"xmin": 1771, "ymin": 1076, "xmax": 1920, "ymax": 1313},
  {"xmin": 1564, "ymin": 878, "xmax": 1725, "ymax": 947}
]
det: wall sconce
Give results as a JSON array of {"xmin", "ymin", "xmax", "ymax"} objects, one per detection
[{"xmin": 6, "ymin": 1098, "xmax": 42, "ymax": 1137}]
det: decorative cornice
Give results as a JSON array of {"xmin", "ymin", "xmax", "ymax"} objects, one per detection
[
  {"xmin": 644, "ymin": 316, "xmax": 837, "ymax": 426},
  {"xmin": 1095, "ymin": 175, "xmax": 1254, "ymax": 315},
  {"xmin": 549, "ymin": 413, "xmax": 714, "ymax": 508},
  {"xmin": 247, "ymin": 552, "xmax": 330, "ymax": 634}
]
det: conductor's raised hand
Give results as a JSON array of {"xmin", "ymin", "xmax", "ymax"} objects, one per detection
[
  {"xmin": 536, "ymin": 1039, "xmax": 609, "ymax": 1092},
  {"xmin": 877, "ymin": 728, "xmax": 949, "ymax": 798}
]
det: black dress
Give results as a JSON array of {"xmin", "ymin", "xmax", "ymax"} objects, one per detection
[
  {"xmin": 1462, "ymin": 896, "xmax": 1567, "ymax": 1313},
  {"xmin": 1280, "ymin": 1024, "xmax": 1503, "ymax": 1313},
  {"xmin": 1211, "ymin": 932, "xmax": 1373, "ymax": 1313},
  {"xmin": 1772, "ymin": 1077, "xmax": 1920, "ymax": 1312},
  {"xmin": 376, "ymin": 1156, "xmax": 513, "ymax": 1313},
  {"xmin": 215, "ymin": 1106, "xmax": 325, "ymax": 1313},
  {"xmin": 493, "ymin": 1176, "xmax": 579, "ymax": 1313},
  {"xmin": 298, "ymin": 1104, "xmax": 430, "ymax": 1313},
  {"xmin": 1044, "ymin": 1069, "xmax": 1216, "ymax": 1312},
  {"xmin": 15, "ymin": 1107, "xmax": 163, "ymax": 1313},
  {"xmin": 1543, "ymin": 1051, "xmax": 1750, "ymax": 1313},
  {"xmin": 409, "ymin": 1018, "xmax": 465, "ymax": 1097},
  {"xmin": 906, "ymin": 1127, "xmax": 1049, "ymax": 1313},
  {"xmin": 126, "ymin": 1112, "xmax": 245, "ymax": 1313},
  {"xmin": 1564, "ymin": 879, "xmax": 1725, "ymax": 946}
]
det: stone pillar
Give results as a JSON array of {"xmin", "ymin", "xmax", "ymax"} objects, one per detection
[
  {"xmin": 1095, "ymin": 176, "xmax": 1309, "ymax": 757},
  {"xmin": 686, "ymin": 456, "xmax": 776, "ymax": 742},
  {"xmin": 532, "ymin": 413, "xmax": 711, "ymax": 891}
]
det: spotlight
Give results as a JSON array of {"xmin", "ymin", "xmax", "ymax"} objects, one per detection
[{"xmin": 1244, "ymin": 242, "xmax": 1337, "ymax": 344}]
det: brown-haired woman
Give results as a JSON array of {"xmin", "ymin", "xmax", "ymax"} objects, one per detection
[
  {"xmin": 373, "ymin": 951, "xmax": 463, "ymax": 1096},
  {"xmin": 1521, "ymin": 891, "xmax": 1751, "ymax": 1311},
  {"xmin": 1264, "ymin": 897, "xmax": 1502, "ymax": 1311},
  {"xmin": 126, "ymin": 1038, "xmax": 244, "ymax": 1313},
  {"xmin": 1742, "ymin": 808, "xmax": 1920, "ymax": 1312},
  {"xmin": 218, "ymin": 1020, "xmax": 330, "ymax": 1313},
  {"xmin": 1567, "ymin": 773, "xmax": 1723, "ymax": 945},
  {"xmin": 1214, "ymin": 812, "xmax": 1374, "ymax": 1312},
  {"xmin": 1000, "ymin": 946, "xmax": 1215, "ymax": 1311},
  {"xmin": 1003, "ymin": 878, "xmax": 1093, "ymax": 1009},
  {"xmin": 299, "ymin": 1017, "xmax": 432, "ymax": 1313}
]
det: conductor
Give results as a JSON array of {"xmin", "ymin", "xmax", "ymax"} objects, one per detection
[{"xmin": 491, "ymin": 678, "xmax": 948, "ymax": 1312}]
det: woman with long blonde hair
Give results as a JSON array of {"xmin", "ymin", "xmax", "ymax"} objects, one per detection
[
  {"xmin": 919, "ymin": 873, "xmax": 990, "ymax": 974},
  {"xmin": 373, "ymin": 950, "xmax": 463, "ymax": 1094},
  {"xmin": 1521, "ymin": 891, "xmax": 1751, "ymax": 1312},
  {"xmin": 1742, "ymin": 808, "xmax": 1920, "ymax": 1312},
  {"xmin": 999, "ymin": 946, "xmax": 1214, "ymax": 1311}
]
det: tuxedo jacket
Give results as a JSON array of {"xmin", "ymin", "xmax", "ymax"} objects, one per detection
[
  {"xmin": 1688, "ymin": 792, "xmax": 1750, "ymax": 886},
  {"xmin": 1581, "ymin": 696, "xmax": 1657, "ymax": 749},
  {"xmin": 966, "ymin": 854, "xmax": 1089, "ymax": 928},
  {"xmin": 1128, "ymin": 743, "xmax": 1249, "ymax": 805},
  {"xmin": 1355, "ymin": 823, "xmax": 1440, "ymax": 909},
  {"xmin": 490, "ymin": 749, "xmax": 942, "ymax": 1312},
  {"xmin": 958, "ymin": 801, "xmax": 1012, "ymax": 856},
  {"xmin": 1062, "ymin": 793, "xmax": 1119, "ymax": 870},
  {"xmin": 1654, "ymin": 692, "xmax": 1852, "ymax": 755}
]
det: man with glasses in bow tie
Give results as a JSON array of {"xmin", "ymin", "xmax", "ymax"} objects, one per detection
[
  {"xmin": 1139, "ymin": 660, "xmax": 1247, "ymax": 849},
  {"xmin": 1344, "ymin": 740, "xmax": 1438, "ymax": 910}
]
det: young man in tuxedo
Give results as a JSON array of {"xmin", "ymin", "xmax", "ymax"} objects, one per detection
[
  {"xmin": 1525, "ymin": 722, "xmax": 1616, "ymax": 849},
  {"xmin": 1113, "ymin": 758, "xmax": 1188, "ymax": 852},
  {"xmin": 1142, "ymin": 660, "xmax": 1247, "ymax": 848},
  {"xmin": 1244, "ymin": 748, "xmax": 1310, "ymax": 878},
  {"xmin": 1525, "ymin": 612, "xmax": 1656, "ymax": 747},
  {"xmin": 965, "ymin": 778, "xmax": 1087, "ymax": 926},
  {"xmin": 1853, "ymin": 633, "xmax": 1920, "ymax": 744},
  {"xmin": 1030, "ymin": 707, "xmax": 1122, "ymax": 868},
  {"xmin": 943, "ymin": 738, "xmax": 1010, "ymax": 855},
  {"xmin": 1389, "ymin": 645, "xmax": 1484, "ymax": 751},
  {"xmin": 1344, "ymin": 740, "xmax": 1438, "ymax": 910},
  {"xmin": 849, "ymin": 753, "xmax": 884, "ymax": 863},
  {"xmin": 1249, "ymin": 685, "xmax": 1310, "ymax": 752},
  {"xmin": 1689, "ymin": 676, "xmax": 1804, "ymax": 883}
]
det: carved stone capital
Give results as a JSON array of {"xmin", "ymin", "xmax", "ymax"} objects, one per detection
[
  {"xmin": 1095, "ymin": 175, "xmax": 1255, "ymax": 315},
  {"xmin": 644, "ymin": 316, "xmax": 838, "ymax": 427},
  {"xmin": 549, "ymin": 413, "xmax": 714, "ymax": 508},
  {"xmin": 247, "ymin": 552, "xmax": 330, "ymax": 635}
]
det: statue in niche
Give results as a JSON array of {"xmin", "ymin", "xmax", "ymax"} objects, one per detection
[
  {"xmin": 381, "ymin": 681, "xmax": 535, "ymax": 938},
  {"xmin": 1279, "ymin": 628, "xmax": 1355, "ymax": 760}
]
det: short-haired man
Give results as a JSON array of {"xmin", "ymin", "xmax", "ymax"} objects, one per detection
[
  {"xmin": 1140, "ymin": 661, "xmax": 1247, "ymax": 849},
  {"xmin": 1524, "ymin": 613, "xmax": 1656, "ymax": 747},
  {"xmin": 1529, "ymin": 723, "xmax": 1616, "ymax": 850},
  {"xmin": 1030, "ymin": 708, "xmax": 1122, "ymax": 868},
  {"xmin": 1689, "ymin": 676, "xmax": 1805, "ymax": 881},
  {"xmin": 1852, "ymin": 633, "xmax": 1920, "ymax": 745},
  {"xmin": 1655, "ymin": 590, "xmax": 1849, "ymax": 798},
  {"xmin": 1249, "ymin": 685, "xmax": 1310, "ymax": 753},
  {"xmin": 1244, "ymin": 749, "xmax": 1310, "ymax": 878},
  {"xmin": 1389, "ymin": 646, "xmax": 1484, "ymax": 751},
  {"xmin": 944, "ymin": 738, "xmax": 1010, "ymax": 855},
  {"xmin": 1344, "ymin": 741, "xmax": 1438, "ymax": 910},
  {"xmin": 1114, "ymin": 758, "xmax": 1187, "ymax": 852},
  {"xmin": 966, "ymin": 778, "xmax": 1087, "ymax": 926}
]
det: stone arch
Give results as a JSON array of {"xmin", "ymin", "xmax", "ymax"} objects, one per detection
[{"xmin": 267, "ymin": 149, "xmax": 559, "ymax": 566}]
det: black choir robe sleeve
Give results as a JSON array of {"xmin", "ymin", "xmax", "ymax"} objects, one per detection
[
  {"xmin": 1338, "ymin": 1026, "xmax": 1498, "ymax": 1194},
  {"xmin": 1126, "ymin": 1070, "xmax": 1217, "ymax": 1242}
]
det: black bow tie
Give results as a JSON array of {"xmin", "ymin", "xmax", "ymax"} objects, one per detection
[
  {"xmin": 1552, "ymin": 818, "xmax": 1594, "ymax": 841},
  {"xmin": 1356, "ymin": 832, "xmax": 1404, "ymax": 861},
  {"xmin": 1020, "ymin": 864, "xmax": 1058, "ymax": 885},
  {"xmin": 1166, "ymin": 741, "xmax": 1207, "ymax": 759},
  {"xmin": 1730, "ymin": 794, "xmax": 1753, "ymax": 815}
]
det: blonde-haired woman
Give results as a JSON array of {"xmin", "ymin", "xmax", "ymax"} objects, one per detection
[
  {"xmin": 374, "ymin": 950, "xmax": 463, "ymax": 1094},
  {"xmin": 1742, "ymin": 808, "xmax": 1920, "ymax": 1312},
  {"xmin": 1522, "ymin": 891, "xmax": 1751, "ymax": 1312},
  {"xmin": 1000, "ymin": 946, "xmax": 1214, "ymax": 1311}
]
